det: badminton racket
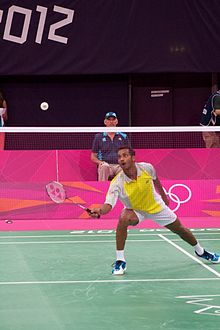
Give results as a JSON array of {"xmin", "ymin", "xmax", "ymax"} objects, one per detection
[{"xmin": 45, "ymin": 181, "xmax": 100, "ymax": 218}]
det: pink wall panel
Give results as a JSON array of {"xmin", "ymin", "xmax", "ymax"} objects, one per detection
[{"xmin": 0, "ymin": 149, "xmax": 219, "ymax": 221}]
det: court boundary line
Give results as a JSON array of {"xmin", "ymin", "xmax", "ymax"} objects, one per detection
[
  {"xmin": 0, "ymin": 277, "xmax": 219, "ymax": 286},
  {"xmin": 159, "ymin": 234, "xmax": 220, "ymax": 278},
  {"xmin": 0, "ymin": 238, "xmax": 219, "ymax": 245},
  {"xmin": 0, "ymin": 231, "xmax": 220, "ymax": 239},
  {"xmin": 177, "ymin": 294, "xmax": 220, "ymax": 298}
]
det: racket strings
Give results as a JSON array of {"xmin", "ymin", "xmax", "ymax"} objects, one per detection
[
  {"xmin": 46, "ymin": 181, "xmax": 66, "ymax": 203},
  {"xmin": 45, "ymin": 181, "xmax": 100, "ymax": 217}
]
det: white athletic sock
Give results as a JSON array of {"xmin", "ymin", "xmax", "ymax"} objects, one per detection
[
  {"xmin": 194, "ymin": 242, "xmax": 204, "ymax": 255},
  {"xmin": 116, "ymin": 250, "xmax": 125, "ymax": 261}
]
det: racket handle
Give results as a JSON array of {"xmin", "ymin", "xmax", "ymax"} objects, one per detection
[{"xmin": 86, "ymin": 208, "xmax": 100, "ymax": 219}]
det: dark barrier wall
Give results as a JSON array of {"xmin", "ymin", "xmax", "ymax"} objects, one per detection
[
  {"xmin": 131, "ymin": 73, "xmax": 212, "ymax": 126},
  {"xmin": 1, "ymin": 75, "xmax": 129, "ymax": 126},
  {"xmin": 1, "ymin": 0, "xmax": 220, "ymax": 74},
  {"xmin": 0, "ymin": 73, "xmax": 212, "ymax": 127},
  {"xmin": 0, "ymin": 2, "xmax": 217, "ymax": 127}
]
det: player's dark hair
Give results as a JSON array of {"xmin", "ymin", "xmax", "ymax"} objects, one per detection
[{"xmin": 118, "ymin": 146, "xmax": 135, "ymax": 156}]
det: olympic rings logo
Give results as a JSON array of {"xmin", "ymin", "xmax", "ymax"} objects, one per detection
[{"xmin": 163, "ymin": 184, "xmax": 192, "ymax": 212}]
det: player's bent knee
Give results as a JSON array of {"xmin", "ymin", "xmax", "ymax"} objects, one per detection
[
  {"xmin": 119, "ymin": 215, "xmax": 130, "ymax": 226},
  {"xmin": 119, "ymin": 209, "xmax": 139, "ymax": 227},
  {"xmin": 119, "ymin": 214, "xmax": 138, "ymax": 227},
  {"xmin": 128, "ymin": 219, "xmax": 139, "ymax": 226}
]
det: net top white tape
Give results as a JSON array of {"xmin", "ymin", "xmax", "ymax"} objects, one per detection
[{"xmin": 1, "ymin": 126, "xmax": 220, "ymax": 133}]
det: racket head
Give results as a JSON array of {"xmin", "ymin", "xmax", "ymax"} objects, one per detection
[{"xmin": 46, "ymin": 181, "xmax": 66, "ymax": 204}]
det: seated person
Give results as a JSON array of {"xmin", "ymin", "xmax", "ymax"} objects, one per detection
[
  {"xmin": 0, "ymin": 91, "xmax": 8, "ymax": 150},
  {"xmin": 91, "ymin": 112, "xmax": 131, "ymax": 181}
]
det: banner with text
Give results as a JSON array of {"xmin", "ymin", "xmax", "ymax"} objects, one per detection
[{"xmin": 1, "ymin": 1, "xmax": 220, "ymax": 74}]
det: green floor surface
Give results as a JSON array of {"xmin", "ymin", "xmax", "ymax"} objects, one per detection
[{"xmin": 0, "ymin": 229, "xmax": 219, "ymax": 330}]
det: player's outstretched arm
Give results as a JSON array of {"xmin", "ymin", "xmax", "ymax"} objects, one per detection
[{"xmin": 90, "ymin": 203, "xmax": 112, "ymax": 218}]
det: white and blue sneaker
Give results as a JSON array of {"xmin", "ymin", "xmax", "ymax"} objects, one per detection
[
  {"xmin": 112, "ymin": 260, "xmax": 127, "ymax": 275},
  {"xmin": 195, "ymin": 250, "xmax": 220, "ymax": 264}
]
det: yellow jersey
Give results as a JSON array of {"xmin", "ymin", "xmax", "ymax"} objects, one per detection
[{"xmin": 105, "ymin": 162, "xmax": 164, "ymax": 214}]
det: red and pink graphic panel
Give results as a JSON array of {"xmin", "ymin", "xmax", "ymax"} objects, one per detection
[{"xmin": 0, "ymin": 149, "xmax": 219, "ymax": 226}]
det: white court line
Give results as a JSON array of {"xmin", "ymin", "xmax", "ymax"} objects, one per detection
[
  {"xmin": 0, "ymin": 277, "xmax": 219, "ymax": 286},
  {"xmin": 198, "ymin": 238, "xmax": 220, "ymax": 241},
  {"xmin": 177, "ymin": 294, "xmax": 220, "ymax": 298},
  {"xmin": 0, "ymin": 232, "xmax": 220, "ymax": 239},
  {"xmin": 158, "ymin": 234, "xmax": 220, "ymax": 278},
  {"xmin": 0, "ymin": 238, "xmax": 219, "ymax": 245},
  {"xmin": 0, "ymin": 239, "xmax": 173, "ymax": 245}
]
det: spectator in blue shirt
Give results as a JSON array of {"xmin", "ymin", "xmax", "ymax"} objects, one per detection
[
  {"xmin": 91, "ymin": 112, "xmax": 130, "ymax": 181},
  {"xmin": 200, "ymin": 90, "xmax": 220, "ymax": 148}
]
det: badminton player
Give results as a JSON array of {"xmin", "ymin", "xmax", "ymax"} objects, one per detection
[{"xmin": 90, "ymin": 146, "xmax": 220, "ymax": 275}]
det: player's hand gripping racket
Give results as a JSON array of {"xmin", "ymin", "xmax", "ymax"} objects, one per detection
[{"xmin": 45, "ymin": 181, "xmax": 100, "ymax": 218}]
